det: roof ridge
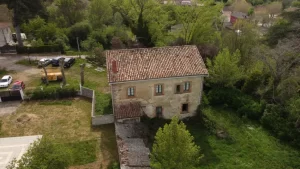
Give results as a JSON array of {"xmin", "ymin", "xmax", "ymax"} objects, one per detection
[{"xmin": 105, "ymin": 45, "xmax": 197, "ymax": 52}]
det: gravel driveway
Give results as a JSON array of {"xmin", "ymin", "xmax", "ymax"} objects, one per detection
[{"xmin": 0, "ymin": 101, "xmax": 21, "ymax": 117}]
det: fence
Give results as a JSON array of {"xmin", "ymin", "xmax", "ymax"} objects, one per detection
[
  {"xmin": 0, "ymin": 90, "xmax": 24, "ymax": 102},
  {"xmin": 79, "ymin": 85, "xmax": 114, "ymax": 126}
]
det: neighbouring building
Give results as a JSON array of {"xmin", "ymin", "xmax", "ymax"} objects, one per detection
[
  {"xmin": 0, "ymin": 22, "xmax": 13, "ymax": 47},
  {"xmin": 106, "ymin": 45, "xmax": 208, "ymax": 121}
]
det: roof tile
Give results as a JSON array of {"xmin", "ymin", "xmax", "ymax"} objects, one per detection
[{"xmin": 106, "ymin": 45, "xmax": 208, "ymax": 83}]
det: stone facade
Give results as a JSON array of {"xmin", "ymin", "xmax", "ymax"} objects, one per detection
[{"xmin": 111, "ymin": 76, "xmax": 204, "ymax": 119}]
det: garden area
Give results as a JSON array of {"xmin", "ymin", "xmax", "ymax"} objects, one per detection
[
  {"xmin": 15, "ymin": 57, "xmax": 112, "ymax": 115},
  {"xmin": 0, "ymin": 98, "xmax": 118, "ymax": 168}
]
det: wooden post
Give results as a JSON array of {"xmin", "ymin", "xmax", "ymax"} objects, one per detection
[
  {"xmin": 80, "ymin": 63, "xmax": 85, "ymax": 86},
  {"xmin": 42, "ymin": 66, "xmax": 49, "ymax": 85},
  {"xmin": 59, "ymin": 58, "xmax": 66, "ymax": 86}
]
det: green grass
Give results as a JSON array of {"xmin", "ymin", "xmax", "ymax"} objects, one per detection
[
  {"xmin": 186, "ymin": 108, "xmax": 300, "ymax": 169},
  {"xmin": 95, "ymin": 93, "xmax": 112, "ymax": 115},
  {"xmin": 61, "ymin": 139, "xmax": 97, "ymax": 165},
  {"xmin": 15, "ymin": 59, "xmax": 38, "ymax": 67},
  {"xmin": 39, "ymin": 100, "xmax": 72, "ymax": 106}
]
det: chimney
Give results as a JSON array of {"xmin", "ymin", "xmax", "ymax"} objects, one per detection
[{"xmin": 112, "ymin": 60, "xmax": 118, "ymax": 73}]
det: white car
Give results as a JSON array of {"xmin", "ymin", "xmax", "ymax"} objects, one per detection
[
  {"xmin": 38, "ymin": 58, "xmax": 52, "ymax": 68},
  {"xmin": 0, "ymin": 75, "xmax": 13, "ymax": 88}
]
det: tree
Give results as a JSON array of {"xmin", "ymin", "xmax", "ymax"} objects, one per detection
[
  {"xmin": 1, "ymin": 0, "xmax": 45, "ymax": 47},
  {"xmin": 59, "ymin": 58, "xmax": 66, "ymax": 86},
  {"xmin": 253, "ymin": 38, "xmax": 300, "ymax": 102},
  {"xmin": 221, "ymin": 20, "xmax": 258, "ymax": 64},
  {"xmin": 112, "ymin": 0, "xmax": 171, "ymax": 46},
  {"xmin": 207, "ymin": 48, "xmax": 244, "ymax": 87},
  {"xmin": 47, "ymin": 0, "xmax": 87, "ymax": 27},
  {"xmin": 150, "ymin": 117, "xmax": 202, "ymax": 169},
  {"xmin": 88, "ymin": 0, "xmax": 113, "ymax": 29},
  {"xmin": 172, "ymin": 3, "xmax": 220, "ymax": 45},
  {"xmin": 6, "ymin": 138, "xmax": 72, "ymax": 169}
]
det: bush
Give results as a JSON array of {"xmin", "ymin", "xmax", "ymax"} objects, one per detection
[
  {"xmin": 208, "ymin": 87, "xmax": 264, "ymax": 120},
  {"xmin": 30, "ymin": 86, "xmax": 78, "ymax": 100},
  {"xmin": 16, "ymin": 45, "xmax": 64, "ymax": 54}
]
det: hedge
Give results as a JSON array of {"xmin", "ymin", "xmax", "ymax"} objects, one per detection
[
  {"xmin": 17, "ymin": 45, "xmax": 64, "ymax": 54},
  {"xmin": 29, "ymin": 86, "xmax": 78, "ymax": 100}
]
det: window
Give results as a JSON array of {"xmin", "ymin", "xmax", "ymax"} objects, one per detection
[
  {"xmin": 182, "ymin": 104, "xmax": 188, "ymax": 113},
  {"xmin": 175, "ymin": 84, "xmax": 181, "ymax": 93},
  {"xmin": 156, "ymin": 106, "xmax": 163, "ymax": 118},
  {"xmin": 155, "ymin": 84, "xmax": 163, "ymax": 95},
  {"xmin": 183, "ymin": 82, "xmax": 190, "ymax": 92},
  {"xmin": 127, "ymin": 87, "xmax": 135, "ymax": 96}
]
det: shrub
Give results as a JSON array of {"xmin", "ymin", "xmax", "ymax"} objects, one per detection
[
  {"xmin": 30, "ymin": 86, "xmax": 78, "ymax": 100},
  {"xmin": 208, "ymin": 87, "xmax": 264, "ymax": 120},
  {"xmin": 16, "ymin": 45, "xmax": 64, "ymax": 54}
]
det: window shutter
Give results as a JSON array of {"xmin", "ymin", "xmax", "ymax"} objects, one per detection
[
  {"xmin": 128, "ymin": 88, "xmax": 130, "ymax": 96},
  {"xmin": 131, "ymin": 87, "xmax": 134, "ymax": 95}
]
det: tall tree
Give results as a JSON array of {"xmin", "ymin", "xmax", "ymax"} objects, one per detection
[
  {"xmin": 88, "ymin": 0, "xmax": 113, "ymax": 29},
  {"xmin": 1, "ymin": 0, "xmax": 44, "ymax": 47},
  {"xmin": 207, "ymin": 48, "xmax": 244, "ymax": 87},
  {"xmin": 150, "ymin": 117, "xmax": 202, "ymax": 169},
  {"xmin": 173, "ymin": 2, "xmax": 222, "ymax": 44}
]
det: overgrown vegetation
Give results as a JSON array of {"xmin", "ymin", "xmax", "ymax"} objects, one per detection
[{"xmin": 187, "ymin": 107, "xmax": 300, "ymax": 169}]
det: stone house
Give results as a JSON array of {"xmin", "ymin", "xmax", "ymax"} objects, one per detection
[{"xmin": 106, "ymin": 45, "xmax": 208, "ymax": 121}]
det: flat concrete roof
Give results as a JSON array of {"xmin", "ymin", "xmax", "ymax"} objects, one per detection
[{"xmin": 0, "ymin": 135, "xmax": 42, "ymax": 169}]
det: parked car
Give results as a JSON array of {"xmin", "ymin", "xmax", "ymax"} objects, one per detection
[
  {"xmin": 64, "ymin": 57, "xmax": 75, "ymax": 68},
  {"xmin": 10, "ymin": 81, "xmax": 25, "ymax": 90},
  {"xmin": 38, "ymin": 58, "xmax": 52, "ymax": 68},
  {"xmin": 51, "ymin": 57, "xmax": 65, "ymax": 67},
  {"xmin": 0, "ymin": 75, "xmax": 12, "ymax": 88}
]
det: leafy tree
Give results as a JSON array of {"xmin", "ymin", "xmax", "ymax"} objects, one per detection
[
  {"xmin": 68, "ymin": 21, "xmax": 92, "ymax": 48},
  {"xmin": 6, "ymin": 138, "xmax": 72, "ymax": 169},
  {"xmin": 253, "ymin": 38, "xmax": 300, "ymax": 102},
  {"xmin": 47, "ymin": 0, "xmax": 87, "ymax": 27},
  {"xmin": 173, "ymin": 3, "xmax": 222, "ymax": 45},
  {"xmin": 0, "ymin": 0, "xmax": 45, "ymax": 47},
  {"xmin": 150, "ymin": 117, "xmax": 202, "ymax": 169},
  {"xmin": 88, "ymin": 0, "xmax": 113, "ymax": 29},
  {"xmin": 221, "ymin": 20, "xmax": 258, "ymax": 64},
  {"xmin": 265, "ymin": 19, "xmax": 291, "ymax": 46},
  {"xmin": 207, "ymin": 48, "xmax": 244, "ymax": 87},
  {"xmin": 112, "ymin": 0, "xmax": 171, "ymax": 46}
]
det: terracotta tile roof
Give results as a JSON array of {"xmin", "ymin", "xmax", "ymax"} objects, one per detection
[
  {"xmin": 114, "ymin": 102, "xmax": 142, "ymax": 119},
  {"xmin": 106, "ymin": 45, "xmax": 208, "ymax": 83}
]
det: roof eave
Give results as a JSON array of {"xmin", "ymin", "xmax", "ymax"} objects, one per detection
[{"xmin": 108, "ymin": 74, "xmax": 209, "ymax": 84}]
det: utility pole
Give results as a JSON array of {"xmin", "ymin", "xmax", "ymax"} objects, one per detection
[{"xmin": 76, "ymin": 37, "xmax": 81, "ymax": 58}]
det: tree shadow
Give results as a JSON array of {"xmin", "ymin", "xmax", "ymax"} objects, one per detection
[
  {"xmin": 92, "ymin": 124, "xmax": 118, "ymax": 163},
  {"xmin": 185, "ymin": 117, "xmax": 220, "ymax": 166}
]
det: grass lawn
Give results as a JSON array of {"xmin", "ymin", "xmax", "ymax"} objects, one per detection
[
  {"xmin": 23, "ymin": 58, "xmax": 112, "ymax": 115},
  {"xmin": 0, "ymin": 98, "xmax": 118, "ymax": 168},
  {"xmin": 187, "ymin": 108, "xmax": 300, "ymax": 169}
]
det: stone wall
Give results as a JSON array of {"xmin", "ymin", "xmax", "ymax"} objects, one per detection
[
  {"xmin": 111, "ymin": 76, "xmax": 204, "ymax": 119},
  {"xmin": 79, "ymin": 85, "xmax": 114, "ymax": 126}
]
